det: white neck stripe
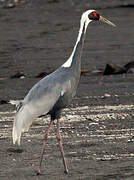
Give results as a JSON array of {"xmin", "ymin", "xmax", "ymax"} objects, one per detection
[{"xmin": 62, "ymin": 10, "xmax": 94, "ymax": 68}]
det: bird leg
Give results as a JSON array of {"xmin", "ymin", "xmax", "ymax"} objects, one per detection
[
  {"xmin": 56, "ymin": 119, "xmax": 68, "ymax": 174},
  {"xmin": 36, "ymin": 120, "xmax": 54, "ymax": 175}
]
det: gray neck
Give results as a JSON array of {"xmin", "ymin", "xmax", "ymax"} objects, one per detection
[
  {"xmin": 70, "ymin": 22, "xmax": 86, "ymax": 71},
  {"xmin": 62, "ymin": 21, "xmax": 86, "ymax": 71}
]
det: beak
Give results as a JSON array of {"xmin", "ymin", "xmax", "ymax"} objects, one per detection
[{"xmin": 99, "ymin": 16, "xmax": 116, "ymax": 27}]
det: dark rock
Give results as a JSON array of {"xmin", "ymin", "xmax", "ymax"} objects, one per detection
[
  {"xmin": 7, "ymin": 148, "xmax": 24, "ymax": 153},
  {"xmin": 103, "ymin": 63, "xmax": 126, "ymax": 75},
  {"xmin": 124, "ymin": 61, "xmax": 134, "ymax": 72},
  {"xmin": 0, "ymin": 100, "xmax": 8, "ymax": 104},
  {"xmin": 35, "ymin": 72, "xmax": 51, "ymax": 78},
  {"xmin": 47, "ymin": 0, "xmax": 59, "ymax": 3}
]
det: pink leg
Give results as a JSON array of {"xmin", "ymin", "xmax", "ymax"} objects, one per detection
[
  {"xmin": 57, "ymin": 119, "xmax": 68, "ymax": 174},
  {"xmin": 36, "ymin": 120, "xmax": 54, "ymax": 175}
]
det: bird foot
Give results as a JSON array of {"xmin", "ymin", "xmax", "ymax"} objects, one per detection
[
  {"xmin": 64, "ymin": 169, "xmax": 69, "ymax": 174},
  {"xmin": 35, "ymin": 169, "xmax": 41, "ymax": 176}
]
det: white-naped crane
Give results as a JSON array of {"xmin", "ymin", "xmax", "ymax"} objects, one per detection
[{"xmin": 12, "ymin": 10, "xmax": 116, "ymax": 175}]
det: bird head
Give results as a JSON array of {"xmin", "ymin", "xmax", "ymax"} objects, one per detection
[{"xmin": 81, "ymin": 10, "xmax": 116, "ymax": 31}]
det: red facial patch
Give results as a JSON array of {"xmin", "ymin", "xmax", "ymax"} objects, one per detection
[
  {"xmin": 88, "ymin": 11, "xmax": 100, "ymax": 21},
  {"xmin": 92, "ymin": 12, "xmax": 100, "ymax": 19}
]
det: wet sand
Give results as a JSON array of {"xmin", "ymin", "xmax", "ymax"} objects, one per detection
[{"xmin": 0, "ymin": 0, "xmax": 134, "ymax": 179}]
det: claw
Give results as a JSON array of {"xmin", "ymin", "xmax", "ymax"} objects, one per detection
[{"xmin": 36, "ymin": 169, "xmax": 41, "ymax": 176}]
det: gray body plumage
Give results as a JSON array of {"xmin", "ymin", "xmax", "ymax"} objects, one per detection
[
  {"xmin": 13, "ymin": 17, "xmax": 85, "ymax": 145},
  {"xmin": 11, "ymin": 9, "xmax": 116, "ymax": 174},
  {"xmin": 25, "ymin": 65, "xmax": 80, "ymax": 118}
]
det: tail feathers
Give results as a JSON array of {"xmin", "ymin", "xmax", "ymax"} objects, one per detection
[
  {"xmin": 12, "ymin": 105, "xmax": 35, "ymax": 145},
  {"xmin": 12, "ymin": 125, "xmax": 21, "ymax": 145},
  {"xmin": 9, "ymin": 100, "xmax": 21, "ymax": 106},
  {"xmin": 12, "ymin": 124, "xmax": 30, "ymax": 146}
]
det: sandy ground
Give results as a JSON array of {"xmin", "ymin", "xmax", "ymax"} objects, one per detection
[{"xmin": 0, "ymin": 0, "xmax": 134, "ymax": 179}]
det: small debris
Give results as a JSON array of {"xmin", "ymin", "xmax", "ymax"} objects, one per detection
[
  {"xmin": 127, "ymin": 138, "xmax": 134, "ymax": 143},
  {"xmin": 81, "ymin": 70, "xmax": 89, "ymax": 75},
  {"xmin": 114, "ymin": 94, "xmax": 119, "ymax": 97},
  {"xmin": 104, "ymin": 93, "xmax": 111, "ymax": 98},
  {"xmin": 90, "ymin": 69, "xmax": 103, "ymax": 75},
  {"xmin": 101, "ymin": 93, "xmax": 111, "ymax": 99},
  {"xmin": 0, "ymin": 0, "xmax": 23, "ymax": 8},
  {"xmin": 89, "ymin": 122, "xmax": 99, "ymax": 126},
  {"xmin": 0, "ymin": 0, "xmax": 16, "ymax": 8},
  {"xmin": 10, "ymin": 72, "xmax": 25, "ymax": 79}
]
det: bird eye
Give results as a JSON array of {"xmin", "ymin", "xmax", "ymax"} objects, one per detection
[{"xmin": 88, "ymin": 11, "xmax": 100, "ymax": 21}]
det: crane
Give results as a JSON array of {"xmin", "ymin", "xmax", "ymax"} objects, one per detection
[{"xmin": 12, "ymin": 10, "xmax": 116, "ymax": 175}]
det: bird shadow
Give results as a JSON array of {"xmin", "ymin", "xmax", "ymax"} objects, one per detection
[{"xmin": 6, "ymin": 147, "xmax": 24, "ymax": 154}]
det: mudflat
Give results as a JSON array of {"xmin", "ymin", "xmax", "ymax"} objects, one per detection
[{"xmin": 0, "ymin": 1, "xmax": 134, "ymax": 179}]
